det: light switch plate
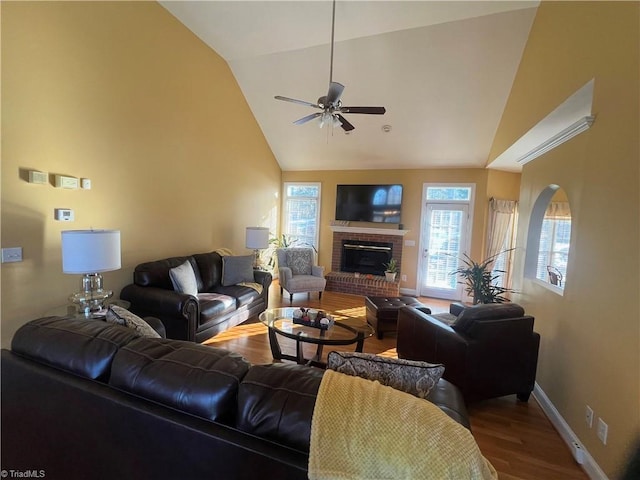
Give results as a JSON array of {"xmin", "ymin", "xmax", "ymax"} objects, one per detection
[{"xmin": 2, "ymin": 247, "xmax": 23, "ymax": 263}]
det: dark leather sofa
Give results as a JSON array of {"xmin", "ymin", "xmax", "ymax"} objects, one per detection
[
  {"xmin": 397, "ymin": 302, "xmax": 540, "ymax": 403},
  {"xmin": 2, "ymin": 316, "xmax": 470, "ymax": 480},
  {"xmin": 120, "ymin": 251, "xmax": 271, "ymax": 343}
]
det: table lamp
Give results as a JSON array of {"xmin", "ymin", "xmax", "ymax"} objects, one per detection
[
  {"xmin": 61, "ymin": 229, "xmax": 121, "ymax": 317},
  {"xmin": 245, "ymin": 227, "xmax": 269, "ymax": 268}
]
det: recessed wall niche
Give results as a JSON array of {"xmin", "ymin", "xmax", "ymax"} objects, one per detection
[{"xmin": 524, "ymin": 185, "xmax": 572, "ymax": 291}]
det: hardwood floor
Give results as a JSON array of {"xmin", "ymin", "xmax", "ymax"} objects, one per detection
[{"xmin": 203, "ymin": 284, "xmax": 588, "ymax": 480}]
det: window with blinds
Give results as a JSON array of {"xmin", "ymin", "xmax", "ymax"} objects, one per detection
[
  {"xmin": 534, "ymin": 201, "xmax": 571, "ymax": 288},
  {"xmin": 536, "ymin": 216, "xmax": 571, "ymax": 286},
  {"xmin": 282, "ymin": 182, "xmax": 321, "ymax": 248}
]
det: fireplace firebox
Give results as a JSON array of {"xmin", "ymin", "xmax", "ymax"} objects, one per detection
[{"xmin": 341, "ymin": 240, "xmax": 393, "ymax": 276}]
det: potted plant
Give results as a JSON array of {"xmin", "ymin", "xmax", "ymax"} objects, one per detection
[
  {"xmin": 451, "ymin": 250, "xmax": 515, "ymax": 304},
  {"xmin": 383, "ymin": 258, "xmax": 399, "ymax": 282}
]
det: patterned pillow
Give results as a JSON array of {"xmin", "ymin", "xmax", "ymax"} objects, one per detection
[
  {"xmin": 286, "ymin": 249, "xmax": 313, "ymax": 275},
  {"xmin": 106, "ymin": 305, "xmax": 161, "ymax": 338},
  {"xmin": 221, "ymin": 255, "xmax": 255, "ymax": 286},
  {"xmin": 327, "ymin": 351, "xmax": 444, "ymax": 399},
  {"xmin": 169, "ymin": 260, "xmax": 198, "ymax": 296}
]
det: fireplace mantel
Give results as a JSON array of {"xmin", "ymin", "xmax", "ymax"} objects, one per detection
[{"xmin": 329, "ymin": 226, "xmax": 409, "ymax": 237}]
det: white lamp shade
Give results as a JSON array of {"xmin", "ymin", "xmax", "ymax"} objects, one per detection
[
  {"xmin": 61, "ymin": 230, "xmax": 121, "ymax": 274},
  {"xmin": 245, "ymin": 227, "xmax": 269, "ymax": 249}
]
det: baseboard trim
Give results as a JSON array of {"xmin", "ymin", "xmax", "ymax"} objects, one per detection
[
  {"xmin": 533, "ymin": 383, "xmax": 609, "ymax": 480},
  {"xmin": 399, "ymin": 287, "xmax": 417, "ymax": 296}
]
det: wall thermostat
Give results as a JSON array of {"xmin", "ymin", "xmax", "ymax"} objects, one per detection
[{"xmin": 55, "ymin": 208, "xmax": 74, "ymax": 221}]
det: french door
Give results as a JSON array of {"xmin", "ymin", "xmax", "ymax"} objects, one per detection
[{"xmin": 419, "ymin": 203, "xmax": 469, "ymax": 300}]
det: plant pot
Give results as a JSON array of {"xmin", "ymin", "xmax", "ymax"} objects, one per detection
[{"xmin": 385, "ymin": 271, "xmax": 397, "ymax": 282}]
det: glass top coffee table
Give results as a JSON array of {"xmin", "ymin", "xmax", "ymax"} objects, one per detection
[{"xmin": 259, "ymin": 307, "xmax": 374, "ymax": 367}]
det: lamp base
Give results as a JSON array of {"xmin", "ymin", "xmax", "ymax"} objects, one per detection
[{"xmin": 69, "ymin": 273, "xmax": 113, "ymax": 318}]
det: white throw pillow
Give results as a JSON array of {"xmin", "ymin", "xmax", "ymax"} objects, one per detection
[{"xmin": 169, "ymin": 260, "xmax": 198, "ymax": 296}]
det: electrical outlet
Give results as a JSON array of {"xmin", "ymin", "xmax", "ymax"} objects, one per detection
[
  {"xmin": 571, "ymin": 441, "xmax": 585, "ymax": 464},
  {"xmin": 585, "ymin": 405, "xmax": 594, "ymax": 428},
  {"xmin": 401, "ymin": 274, "xmax": 407, "ymax": 282},
  {"xmin": 597, "ymin": 418, "xmax": 608, "ymax": 444}
]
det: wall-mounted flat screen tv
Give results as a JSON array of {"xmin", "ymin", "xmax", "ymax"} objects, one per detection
[{"xmin": 335, "ymin": 184, "xmax": 403, "ymax": 224}]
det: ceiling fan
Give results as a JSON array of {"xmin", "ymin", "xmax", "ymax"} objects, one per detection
[{"xmin": 274, "ymin": 0, "xmax": 386, "ymax": 132}]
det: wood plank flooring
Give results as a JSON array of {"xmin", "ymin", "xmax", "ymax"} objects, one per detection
[{"xmin": 203, "ymin": 284, "xmax": 588, "ymax": 480}]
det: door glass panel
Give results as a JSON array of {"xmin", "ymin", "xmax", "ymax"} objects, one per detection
[{"xmin": 420, "ymin": 204, "xmax": 468, "ymax": 299}]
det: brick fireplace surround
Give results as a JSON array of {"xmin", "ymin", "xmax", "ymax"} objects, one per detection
[{"xmin": 326, "ymin": 227, "xmax": 407, "ymax": 297}]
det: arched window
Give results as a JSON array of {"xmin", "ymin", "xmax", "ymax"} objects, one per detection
[{"xmin": 525, "ymin": 186, "xmax": 571, "ymax": 291}]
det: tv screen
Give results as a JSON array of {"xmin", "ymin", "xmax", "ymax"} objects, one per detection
[{"xmin": 335, "ymin": 184, "xmax": 403, "ymax": 224}]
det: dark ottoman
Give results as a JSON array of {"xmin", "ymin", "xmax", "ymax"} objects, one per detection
[{"xmin": 365, "ymin": 296, "xmax": 429, "ymax": 339}]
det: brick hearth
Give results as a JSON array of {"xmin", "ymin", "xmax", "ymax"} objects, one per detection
[{"xmin": 326, "ymin": 271, "xmax": 399, "ymax": 297}]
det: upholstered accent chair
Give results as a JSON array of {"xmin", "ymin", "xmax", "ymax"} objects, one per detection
[
  {"xmin": 276, "ymin": 248, "xmax": 326, "ymax": 304},
  {"xmin": 396, "ymin": 302, "xmax": 540, "ymax": 403}
]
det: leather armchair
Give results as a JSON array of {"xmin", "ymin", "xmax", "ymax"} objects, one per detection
[
  {"xmin": 276, "ymin": 248, "xmax": 326, "ymax": 304},
  {"xmin": 397, "ymin": 302, "xmax": 540, "ymax": 402}
]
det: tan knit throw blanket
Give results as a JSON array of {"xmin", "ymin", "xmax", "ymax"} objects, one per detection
[{"xmin": 309, "ymin": 370, "xmax": 498, "ymax": 480}]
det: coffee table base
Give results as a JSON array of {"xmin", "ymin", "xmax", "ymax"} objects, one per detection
[{"xmin": 267, "ymin": 327, "xmax": 366, "ymax": 367}]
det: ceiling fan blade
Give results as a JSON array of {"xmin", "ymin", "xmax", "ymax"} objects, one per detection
[
  {"xmin": 336, "ymin": 114, "xmax": 355, "ymax": 132},
  {"xmin": 326, "ymin": 82, "xmax": 345, "ymax": 105},
  {"xmin": 341, "ymin": 106, "xmax": 386, "ymax": 115},
  {"xmin": 293, "ymin": 112, "xmax": 322, "ymax": 125},
  {"xmin": 275, "ymin": 95, "xmax": 321, "ymax": 109}
]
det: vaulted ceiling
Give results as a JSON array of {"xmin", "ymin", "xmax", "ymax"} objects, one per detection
[{"xmin": 160, "ymin": 1, "xmax": 539, "ymax": 171}]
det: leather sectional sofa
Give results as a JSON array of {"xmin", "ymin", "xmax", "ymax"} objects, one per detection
[
  {"xmin": 2, "ymin": 316, "xmax": 470, "ymax": 480},
  {"xmin": 120, "ymin": 251, "xmax": 271, "ymax": 343},
  {"xmin": 397, "ymin": 302, "xmax": 540, "ymax": 402}
]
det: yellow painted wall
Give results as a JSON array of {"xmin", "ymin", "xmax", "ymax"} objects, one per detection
[
  {"xmin": 489, "ymin": 1, "xmax": 639, "ymax": 476},
  {"xmin": 1, "ymin": 2, "xmax": 281, "ymax": 347},
  {"xmin": 283, "ymin": 168, "xmax": 519, "ymax": 292}
]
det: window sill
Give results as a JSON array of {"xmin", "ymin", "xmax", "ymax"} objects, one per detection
[{"xmin": 531, "ymin": 277, "xmax": 565, "ymax": 296}]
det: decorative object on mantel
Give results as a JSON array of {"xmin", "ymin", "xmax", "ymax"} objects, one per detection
[
  {"xmin": 292, "ymin": 307, "xmax": 334, "ymax": 330},
  {"xmin": 383, "ymin": 258, "xmax": 399, "ymax": 282},
  {"xmin": 61, "ymin": 229, "xmax": 121, "ymax": 318},
  {"xmin": 330, "ymin": 220, "xmax": 350, "ymax": 226}
]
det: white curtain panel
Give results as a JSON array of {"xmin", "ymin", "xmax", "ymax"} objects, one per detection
[{"xmin": 486, "ymin": 198, "xmax": 518, "ymax": 289}]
